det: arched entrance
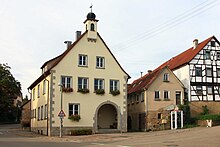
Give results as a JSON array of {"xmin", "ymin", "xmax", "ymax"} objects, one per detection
[{"xmin": 97, "ymin": 104, "xmax": 117, "ymax": 129}]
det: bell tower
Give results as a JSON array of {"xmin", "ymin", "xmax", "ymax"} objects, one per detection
[{"xmin": 84, "ymin": 6, "xmax": 98, "ymax": 42}]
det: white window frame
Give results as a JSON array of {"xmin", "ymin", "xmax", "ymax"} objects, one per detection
[
  {"xmin": 38, "ymin": 107, "xmax": 40, "ymax": 120},
  {"xmin": 94, "ymin": 79, "xmax": 104, "ymax": 90},
  {"xmin": 136, "ymin": 94, "xmax": 139, "ymax": 102},
  {"xmin": 205, "ymin": 50, "xmax": 211, "ymax": 59},
  {"xmin": 206, "ymin": 68, "xmax": 212, "ymax": 77},
  {"xmin": 41, "ymin": 105, "xmax": 43, "ymax": 120},
  {"xmin": 164, "ymin": 90, "xmax": 170, "ymax": 99},
  {"xmin": 110, "ymin": 80, "xmax": 119, "ymax": 92},
  {"xmin": 155, "ymin": 91, "xmax": 160, "ymax": 100},
  {"xmin": 140, "ymin": 92, "xmax": 144, "ymax": 102},
  {"xmin": 207, "ymin": 86, "xmax": 212, "ymax": 94},
  {"xmin": 163, "ymin": 73, "xmax": 169, "ymax": 82},
  {"xmin": 33, "ymin": 88, "xmax": 35, "ymax": 100},
  {"xmin": 37, "ymin": 84, "xmax": 40, "ymax": 97},
  {"xmin": 217, "ymin": 52, "xmax": 220, "ymax": 60},
  {"xmin": 78, "ymin": 77, "xmax": 89, "ymax": 90},
  {"xmin": 69, "ymin": 104, "xmax": 80, "ymax": 116},
  {"xmin": 61, "ymin": 76, "xmax": 72, "ymax": 88},
  {"xmin": 44, "ymin": 104, "xmax": 47, "ymax": 119},
  {"xmin": 195, "ymin": 67, "xmax": 202, "ymax": 76},
  {"xmin": 43, "ymin": 80, "xmax": 46, "ymax": 94},
  {"xmin": 96, "ymin": 56, "xmax": 105, "ymax": 68},
  {"xmin": 78, "ymin": 54, "xmax": 88, "ymax": 66}
]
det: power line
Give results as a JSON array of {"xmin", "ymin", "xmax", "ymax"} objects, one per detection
[{"xmin": 111, "ymin": 0, "xmax": 220, "ymax": 52}]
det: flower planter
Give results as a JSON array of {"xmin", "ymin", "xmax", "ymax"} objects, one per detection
[
  {"xmin": 68, "ymin": 115, "xmax": 81, "ymax": 121},
  {"xmin": 110, "ymin": 90, "xmax": 120, "ymax": 96},
  {"xmin": 62, "ymin": 87, "xmax": 73, "ymax": 93},
  {"xmin": 78, "ymin": 89, "xmax": 89, "ymax": 94},
  {"xmin": 95, "ymin": 89, "xmax": 105, "ymax": 95}
]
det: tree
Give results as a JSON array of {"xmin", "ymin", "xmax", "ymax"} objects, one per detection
[{"xmin": 0, "ymin": 63, "xmax": 22, "ymax": 123}]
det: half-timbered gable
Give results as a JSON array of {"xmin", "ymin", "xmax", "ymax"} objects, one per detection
[{"xmin": 189, "ymin": 37, "xmax": 220, "ymax": 101}]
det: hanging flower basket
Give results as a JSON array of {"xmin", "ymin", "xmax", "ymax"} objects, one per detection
[
  {"xmin": 110, "ymin": 90, "xmax": 120, "ymax": 96},
  {"xmin": 68, "ymin": 114, "xmax": 81, "ymax": 121},
  {"xmin": 62, "ymin": 87, "xmax": 73, "ymax": 93},
  {"xmin": 78, "ymin": 88, "xmax": 89, "ymax": 94},
  {"xmin": 95, "ymin": 89, "xmax": 105, "ymax": 95}
]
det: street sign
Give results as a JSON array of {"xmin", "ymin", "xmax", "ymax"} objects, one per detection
[{"xmin": 58, "ymin": 110, "xmax": 66, "ymax": 118}]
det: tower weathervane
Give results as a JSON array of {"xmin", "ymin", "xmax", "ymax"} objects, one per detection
[{"xmin": 90, "ymin": 4, "xmax": 93, "ymax": 12}]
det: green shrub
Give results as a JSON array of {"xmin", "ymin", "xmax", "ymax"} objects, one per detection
[
  {"xmin": 69, "ymin": 129, "xmax": 92, "ymax": 136},
  {"xmin": 201, "ymin": 105, "xmax": 209, "ymax": 115},
  {"xmin": 197, "ymin": 114, "xmax": 220, "ymax": 121}
]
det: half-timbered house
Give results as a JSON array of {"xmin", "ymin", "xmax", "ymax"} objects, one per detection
[{"xmin": 158, "ymin": 36, "xmax": 220, "ymax": 116}]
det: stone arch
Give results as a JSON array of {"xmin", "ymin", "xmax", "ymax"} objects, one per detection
[{"xmin": 93, "ymin": 101, "xmax": 119, "ymax": 133}]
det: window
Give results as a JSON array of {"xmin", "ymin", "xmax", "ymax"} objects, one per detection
[
  {"xmin": 164, "ymin": 90, "xmax": 169, "ymax": 99},
  {"xmin": 217, "ymin": 68, "xmax": 220, "ymax": 77},
  {"xmin": 158, "ymin": 113, "xmax": 162, "ymax": 119},
  {"xmin": 69, "ymin": 104, "xmax": 80, "ymax": 116},
  {"xmin": 155, "ymin": 91, "xmax": 160, "ymax": 100},
  {"xmin": 211, "ymin": 41, "xmax": 215, "ymax": 47},
  {"xmin": 110, "ymin": 80, "xmax": 119, "ymax": 92},
  {"xmin": 205, "ymin": 50, "xmax": 211, "ymax": 59},
  {"xmin": 61, "ymin": 76, "xmax": 72, "ymax": 88},
  {"xmin": 43, "ymin": 80, "xmax": 46, "ymax": 94},
  {"xmin": 37, "ymin": 84, "xmax": 40, "ymax": 97},
  {"xmin": 44, "ymin": 104, "xmax": 47, "ymax": 119},
  {"xmin": 34, "ymin": 109, "xmax": 36, "ymax": 118},
  {"xmin": 217, "ymin": 52, "xmax": 220, "ymax": 60},
  {"xmin": 207, "ymin": 86, "xmax": 212, "ymax": 94},
  {"xmin": 195, "ymin": 67, "xmax": 202, "ymax": 76},
  {"xmin": 78, "ymin": 77, "xmax": 88, "ymax": 90},
  {"xmin": 218, "ymin": 86, "xmax": 220, "ymax": 94},
  {"xmin": 96, "ymin": 56, "xmax": 105, "ymax": 68},
  {"xmin": 163, "ymin": 73, "xmax": 169, "ymax": 82},
  {"xmin": 33, "ymin": 88, "xmax": 35, "ymax": 100},
  {"xmin": 38, "ymin": 107, "xmax": 40, "ymax": 120},
  {"xmin": 78, "ymin": 54, "xmax": 88, "ymax": 66},
  {"xmin": 140, "ymin": 92, "xmax": 144, "ymax": 102},
  {"xmin": 196, "ymin": 86, "xmax": 202, "ymax": 95},
  {"xmin": 136, "ymin": 94, "xmax": 139, "ymax": 102},
  {"xmin": 91, "ymin": 23, "xmax": 95, "ymax": 31},
  {"xmin": 41, "ymin": 106, "xmax": 43, "ymax": 120},
  {"xmin": 206, "ymin": 68, "xmax": 212, "ymax": 77},
  {"xmin": 94, "ymin": 79, "xmax": 104, "ymax": 90}
]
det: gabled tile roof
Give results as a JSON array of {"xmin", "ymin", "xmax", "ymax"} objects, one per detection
[
  {"xmin": 128, "ymin": 36, "xmax": 216, "ymax": 94},
  {"xmin": 28, "ymin": 30, "xmax": 130, "ymax": 90}
]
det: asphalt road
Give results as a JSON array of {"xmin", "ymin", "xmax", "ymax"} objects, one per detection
[{"xmin": 0, "ymin": 124, "xmax": 220, "ymax": 147}]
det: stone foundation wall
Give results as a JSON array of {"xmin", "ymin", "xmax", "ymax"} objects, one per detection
[
  {"xmin": 31, "ymin": 126, "xmax": 93, "ymax": 136},
  {"xmin": 189, "ymin": 102, "xmax": 220, "ymax": 117},
  {"xmin": 146, "ymin": 110, "xmax": 170, "ymax": 131}
]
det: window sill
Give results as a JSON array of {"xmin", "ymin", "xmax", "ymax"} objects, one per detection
[
  {"xmin": 78, "ymin": 65, "xmax": 88, "ymax": 68},
  {"xmin": 154, "ymin": 99, "xmax": 161, "ymax": 101},
  {"xmin": 96, "ymin": 67, "xmax": 105, "ymax": 69},
  {"xmin": 163, "ymin": 80, "xmax": 169, "ymax": 82}
]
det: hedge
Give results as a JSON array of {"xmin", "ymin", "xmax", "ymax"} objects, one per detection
[
  {"xmin": 69, "ymin": 129, "xmax": 92, "ymax": 136},
  {"xmin": 197, "ymin": 114, "xmax": 220, "ymax": 121}
]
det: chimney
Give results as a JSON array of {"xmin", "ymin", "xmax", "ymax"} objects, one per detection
[
  {"xmin": 148, "ymin": 70, "xmax": 152, "ymax": 73},
  {"xmin": 64, "ymin": 41, "xmax": 72, "ymax": 49},
  {"xmin": 76, "ymin": 31, "xmax": 81, "ymax": 40},
  {"xmin": 193, "ymin": 39, "xmax": 198, "ymax": 49},
  {"xmin": 140, "ymin": 72, "xmax": 143, "ymax": 77}
]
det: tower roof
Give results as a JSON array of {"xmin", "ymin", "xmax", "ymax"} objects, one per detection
[{"xmin": 87, "ymin": 12, "xmax": 96, "ymax": 20}]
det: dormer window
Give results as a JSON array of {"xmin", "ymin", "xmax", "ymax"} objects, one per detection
[
  {"xmin": 91, "ymin": 23, "xmax": 95, "ymax": 31},
  {"xmin": 163, "ymin": 73, "xmax": 169, "ymax": 82}
]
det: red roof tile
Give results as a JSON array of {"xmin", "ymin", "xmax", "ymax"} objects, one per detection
[{"xmin": 128, "ymin": 36, "xmax": 216, "ymax": 94}]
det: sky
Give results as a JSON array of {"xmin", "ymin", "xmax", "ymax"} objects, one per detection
[{"xmin": 1, "ymin": 0, "xmax": 220, "ymax": 98}]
